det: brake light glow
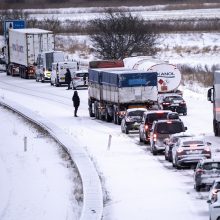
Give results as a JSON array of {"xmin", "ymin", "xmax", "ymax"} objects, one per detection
[
  {"xmin": 196, "ymin": 168, "xmax": 205, "ymax": 174},
  {"xmin": 177, "ymin": 147, "xmax": 184, "ymax": 153},
  {"xmin": 144, "ymin": 125, "xmax": 149, "ymax": 130},
  {"xmin": 153, "ymin": 133, "xmax": 157, "ymax": 142},
  {"xmin": 204, "ymin": 146, "xmax": 211, "ymax": 152}
]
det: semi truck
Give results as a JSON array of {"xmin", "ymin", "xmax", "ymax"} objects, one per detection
[
  {"xmin": 6, "ymin": 28, "xmax": 54, "ymax": 79},
  {"xmin": 35, "ymin": 51, "xmax": 65, "ymax": 82},
  {"xmin": 207, "ymin": 70, "xmax": 220, "ymax": 136},
  {"xmin": 123, "ymin": 56, "xmax": 181, "ymax": 94},
  {"xmin": 88, "ymin": 67, "xmax": 158, "ymax": 124}
]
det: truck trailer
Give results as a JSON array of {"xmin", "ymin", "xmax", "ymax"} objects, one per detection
[
  {"xmin": 208, "ymin": 70, "xmax": 220, "ymax": 136},
  {"xmin": 123, "ymin": 56, "xmax": 181, "ymax": 94},
  {"xmin": 6, "ymin": 28, "xmax": 54, "ymax": 79},
  {"xmin": 88, "ymin": 67, "xmax": 158, "ymax": 124}
]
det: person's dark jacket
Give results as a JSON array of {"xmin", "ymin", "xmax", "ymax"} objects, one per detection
[
  {"xmin": 65, "ymin": 69, "xmax": 72, "ymax": 83},
  {"xmin": 72, "ymin": 92, "xmax": 80, "ymax": 107}
]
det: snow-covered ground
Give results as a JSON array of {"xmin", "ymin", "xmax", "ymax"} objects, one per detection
[
  {"xmin": 0, "ymin": 73, "xmax": 217, "ymax": 220},
  {"xmin": 0, "ymin": 105, "xmax": 81, "ymax": 220}
]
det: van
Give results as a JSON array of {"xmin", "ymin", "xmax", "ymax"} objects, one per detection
[
  {"xmin": 35, "ymin": 51, "xmax": 64, "ymax": 82},
  {"xmin": 149, "ymin": 119, "xmax": 187, "ymax": 155},
  {"xmin": 50, "ymin": 61, "xmax": 79, "ymax": 87}
]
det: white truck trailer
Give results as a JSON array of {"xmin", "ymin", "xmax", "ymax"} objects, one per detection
[
  {"xmin": 123, "ymin": 56, "xmax": 181, "ymax": 93},
  {"xmin": 88, "ymin": 67, "xmax": 158, "ymax": 124},
  {"xmin": 6, "ymin": 28, "xmax": 54, "ymax": 79},
  {"xmin": 208, "ymin": 70, "xmax": 220, "ymax": 136}
]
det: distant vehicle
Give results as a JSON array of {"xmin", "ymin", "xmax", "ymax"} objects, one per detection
[
  {"xmin": 6, "ymin": 28, "xmax": 54, "ymax": 79},
  {"xmin": 139, "ymin": 110, "xmax": 172, "ymax": 144},
  {"xmin": 50, "ymin": 61, "xmax": 79, "ymax": 87},
  {"xmin": 172, "ymin": 136, "xmax": 211, "ymax": 169},
  {"xmin": 35, "ymin": 51, "xmax": 64, "ymax": 82},
  {"xmin": 208, "ymin": 70, "xmax": 220, "ymax": 136},
  {"xmin": 71, "ymin": 69, "xmax": 88, "ymax": 90},
  {"xmin": 207, "ymin": 178, "xmax": 220, "ymax": 220},
  {"xmin": 160, "ymin": 95, "xmax": 187, "ymax": 115},
  {"xmin": 164, "ymin": 133, "xmax": 193, "ymax": 162},
  {"xmin": 121, "ymin": 108, "xmax": 147, "ymax": 134},
  {"xmin": 150, "ymin": 119, "xmax": 187, "ymax": 155},
  {"xmin": 194, "ymin": 158, "xmax": 220, "ymax": 192}
]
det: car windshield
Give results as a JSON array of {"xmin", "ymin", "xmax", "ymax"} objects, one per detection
[
  {"xmin": 147, "ymin": 113, "xmax": 169, "ymax": 123},
  {"xmin": 128, "ymin": 110, "xmax": 145, "ymax": 117},
  {"xmin": 164, "ymin": 96, "xmax": 183, "ymax": 102},
  {"xmin": 203, "ymin": 162, "xmax": 220, "ymax": 170},
  {"xmin": 156, "ymin": 122, "xmax": 184, "ymax": 134}
]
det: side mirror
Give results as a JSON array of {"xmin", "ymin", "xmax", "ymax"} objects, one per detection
[
  {"xmin": 207, "ymin": 87, "xmax": 214, "ymax": 103},
  {"xmin": 184, "ymin": 127, "xmax": 188, "ymax": 131},
  {"xmin": 207, "ymin": 200, "xmax": 211, "ymax": 204}
]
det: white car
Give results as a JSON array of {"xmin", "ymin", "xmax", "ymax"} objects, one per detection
[
  {"xmin": 71, "ymin": 70, "xmax": 88, "ymax": 90},
  {"xmin": 207, "ymin": 180, "xmax": 220, "ymax": 220}
]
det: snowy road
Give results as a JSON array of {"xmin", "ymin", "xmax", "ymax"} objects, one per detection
[{"xmin": 0, "ymin": 72, "xmax": 218, "ymax": 220}]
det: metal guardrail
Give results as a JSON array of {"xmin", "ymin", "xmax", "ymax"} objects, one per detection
[{"xmin": 0, "ymin": 96, "xmax": 103, "ymax": 220}]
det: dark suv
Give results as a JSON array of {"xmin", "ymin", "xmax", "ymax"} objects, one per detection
[
  {"xmin": 139, "ymin": 110, "xmax": 172, "ymax": 144},
  {"xmin": 161, "ymin": 95, "xmax": 187, "ymax": 115}
]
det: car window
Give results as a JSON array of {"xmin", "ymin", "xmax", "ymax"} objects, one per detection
[
  {"xmin": 182, "ymin": 140, "xmax": 204, "ymax": 147},
  {"xmin": 203, "ymin": 162, "xmax": 220, "ymax": 170},
  {"xmin": 156, "ymin": 122, "xmax": 184, "ymax": 134},
  {"xmin": 147, "ymin": 113, "xmax": 169, "ymax": 124},
  {"xmin": 76, "ymin": 72, "xmax": 88, "ymax": 77},
  {"xmin": 128, "ymin": 110, "xmax": 145, "ymax": 117}
]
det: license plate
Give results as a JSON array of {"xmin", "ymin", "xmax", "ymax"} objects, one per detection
[{"xmin": 186, "ymin": 150, "xmax": 202, "ymax": 154}]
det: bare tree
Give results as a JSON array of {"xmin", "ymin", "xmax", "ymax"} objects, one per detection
[{"xmin": 89, "ymin": 9, "xmax": 159, "ymax": 59}]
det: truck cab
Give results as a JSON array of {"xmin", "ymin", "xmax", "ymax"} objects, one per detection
[
  {"xmin": 208, "ymin": 70, "xmax": 220, "ymax": 136},
  {"xmin": 50, "ymin": 61, "xmax": 79, "ymax": 87}
]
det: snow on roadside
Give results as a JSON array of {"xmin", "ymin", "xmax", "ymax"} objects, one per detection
[{"xmin": 0, "ymin": 106, "xmax": 81, "ymax": 220}]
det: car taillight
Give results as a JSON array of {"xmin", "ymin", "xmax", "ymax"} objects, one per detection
[
  {"xmin": 196, "ymin": 168, "xmax": 205, "ymax": 174},
  {"xmin": 204, "ymin": 146, "xmax": 211, "ymax": 152},
  {"xmin": 177, "ymin": 147, "xmax": 184, "ymax": 153},
  {"xmin": 153, "ymin": 133, "xmax": 157, "ymax": 142},
  {"xmin": 73, "ymin": 77, "xmax": 80, "ymax": 80},
  {"xmin": 145, "ymin": 125, "xmax": 148, "ymax": 131}
]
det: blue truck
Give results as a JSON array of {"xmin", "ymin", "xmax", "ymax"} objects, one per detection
[{"xmin": 88, "ymin": 67, "xmax": 158, "ymax": 124}]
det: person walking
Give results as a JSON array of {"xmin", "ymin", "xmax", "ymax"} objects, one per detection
[
  {"xmin": 72, "ymin": 91, "xmax": 80, "ymax": 117},
  {"xmin": 65, "ymin": 68, "xmax": 72, "ymax": 90}
]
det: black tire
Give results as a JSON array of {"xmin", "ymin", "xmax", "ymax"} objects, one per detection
[
  {"xmin": 125, "ymin": 127, "xmax": 129, "ymax": 134},
  {"xmin": 195, "ymin": 184, "xmax": 201, "ymax": 192}
]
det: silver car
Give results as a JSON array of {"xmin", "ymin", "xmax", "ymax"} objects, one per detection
[
  {"xmin": 172, "ymin": 136, "xmax": 212, "ymax": 169},
  {"xmin": 194, "ymin": 158, "xmax": 220, "ymax": 191}
]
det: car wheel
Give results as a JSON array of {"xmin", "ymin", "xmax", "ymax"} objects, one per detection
[
  {"xmin": 139, "ymin": 134, "xmax": 143, "ymax": 142},
  {"xmin": 125, "ymin": 127, "xmax": 129, "ymax": 134},
  {"xmin": 195, "ymin": 184, "xmax": 201, "ymax": 192}
]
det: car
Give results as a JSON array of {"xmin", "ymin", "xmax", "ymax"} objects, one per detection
[
  {"xmin": 71, "ymin": 70, "xmax": 88, "ymax": 90},
  {"xmin": 121, "ymin": 108, "xmax": 147, "ymax": 134},
  {"xmin": 172, "ymin": 136, "xmax": 212, "ymax": 169},
  {"xmin": 149, "ymin": 119, "xmax": 187, "ymax": 155},
  {"xmin": 194, "ymin": 158, "xmax": 220, "ymax": 192},
  {"xmin": 139, "ymin": 110, "xmax": 172, "ymax": 144},
  {"xmin": 207, "ymin": 178, "xmax": 220, "ymax": 220},
  {"xmin": 164, "ymin": 132, "xmax": 193, "ymax": 162},
  {"xmin": 161, "ymin": 95, "xmax": 187, "ymax": 115}
]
